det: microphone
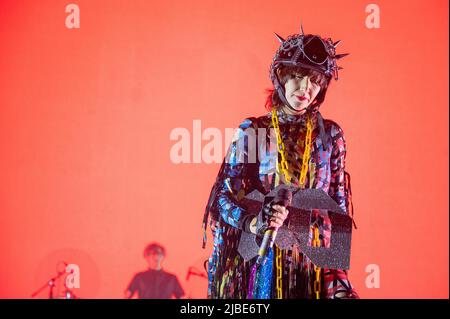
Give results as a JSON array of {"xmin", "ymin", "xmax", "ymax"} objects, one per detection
[{"xmin": 257, "ymin": 188, "xmax": 292, "ymax": 258}]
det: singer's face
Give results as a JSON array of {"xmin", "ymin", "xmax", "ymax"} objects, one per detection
[
  {"xmin": 283, "ymin": 73, "xmax": 321, "ymax": 114},
  {"xmin": 276, "ymin": 67, "xmax": 325, "ymax": 115}
]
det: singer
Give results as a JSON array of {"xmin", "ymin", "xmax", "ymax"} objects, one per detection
[{"xmin": 203, "ymin": 26, "xmax": 359, "ymax": 299}]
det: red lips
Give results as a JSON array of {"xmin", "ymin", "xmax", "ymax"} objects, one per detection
[{"xmin": 296, "ymin": 95, "xmax": 308, "ymax": 101}]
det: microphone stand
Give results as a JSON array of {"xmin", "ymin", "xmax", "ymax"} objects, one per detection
[
  {"xmin": 31, "ymin": 270, "xmax": 66, "ymax": 299},
  {"xmin": 186, "ymin": 266, "xmax": 207, "ymax": 281}
]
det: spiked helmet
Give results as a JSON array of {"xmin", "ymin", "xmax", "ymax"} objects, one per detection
[{"xmin": 270, "ymin": 24, "xmax": 349, "ymax": 110}]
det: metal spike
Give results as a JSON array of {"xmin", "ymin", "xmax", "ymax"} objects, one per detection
[
  {"xmin": 338, "ymin": 66, "xmax": 344, "ymax": 70},
  {"xmin": 335, "ymin": 53, "xmax": 349, "ymax": 59},
  {"xmin": 333, "ymin": 40, "xmax": 342, "ymax": 48},
  {"xmin": 274, "ymin": 32, "xmax": 285, "ymax": 43},
  {"xmin": 300, "ymin": 22, "xmax": 305, "ymax": 35}
]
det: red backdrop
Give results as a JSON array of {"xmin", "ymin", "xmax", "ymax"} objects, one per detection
[{"xmin": 0, "ymin": 0, "xmax": 448, "ymax": 298}]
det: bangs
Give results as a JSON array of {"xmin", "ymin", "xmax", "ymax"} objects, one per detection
[{"xmin": 278, "ymin": 66, "xmax": 328, "ymax": 88}]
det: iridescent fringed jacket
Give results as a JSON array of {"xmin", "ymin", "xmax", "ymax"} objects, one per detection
[{"xmin": 203, "ymin": 109, "xmax": 357, "ymax": 299}]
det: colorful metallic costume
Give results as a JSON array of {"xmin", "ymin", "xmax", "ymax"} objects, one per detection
[{"xmin": 203, "ymin": 27, "xmax": 358, "ymax": 299}]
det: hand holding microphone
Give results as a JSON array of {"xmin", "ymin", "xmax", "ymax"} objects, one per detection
[
  {"xmin": 267, "ymin": 204, "xmax": 289, "ymax": 229},
  {"xmin": 249, "ymin": 188, "xmax": 291, "ymax": 235},
  {"xmin": 255, "ymin": 188, "xmax": 292, "ymax": 258}
]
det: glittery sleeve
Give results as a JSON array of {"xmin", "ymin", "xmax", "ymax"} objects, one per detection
[
  {"xmin": 328, "ymin": 123, "xmax": 347, "ymax": 213},
  {"xmin": 211, "ymin": 118, "xmax": 258, "ymax": 229},
  {"xmin": 324, "ymin": 123, "xmax": 358, "ymax": 298}
]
